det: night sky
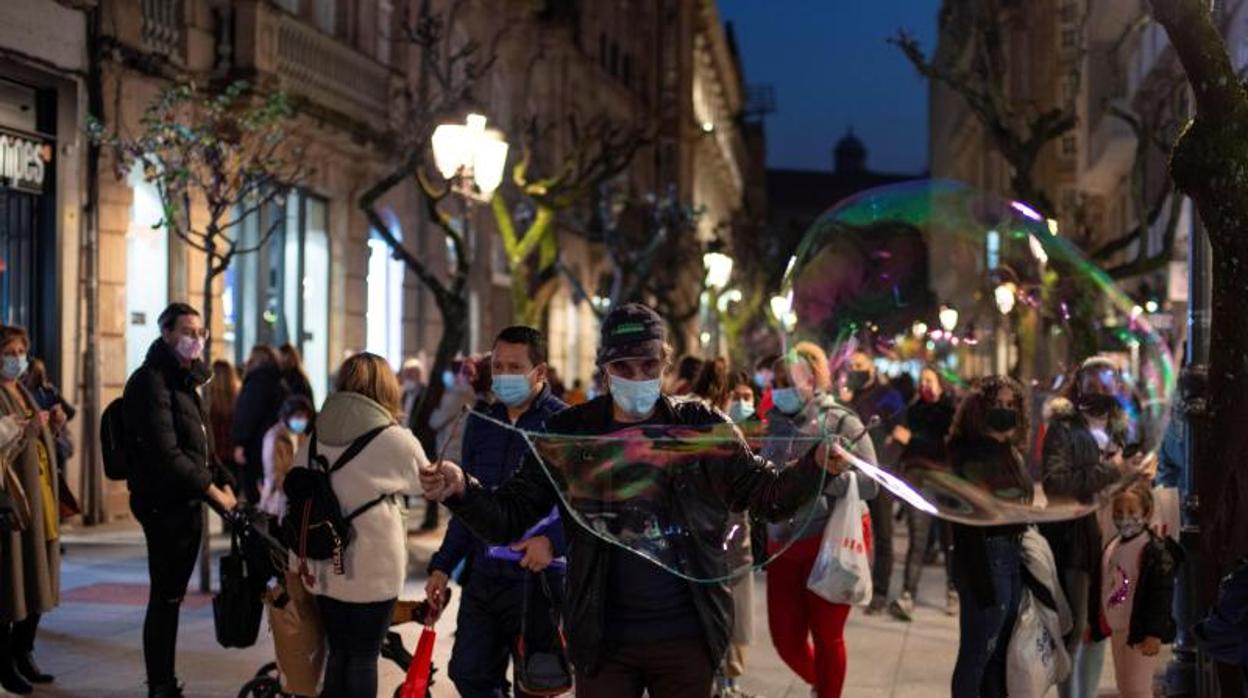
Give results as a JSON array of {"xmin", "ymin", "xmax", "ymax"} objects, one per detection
[{"xmin": 719, "ymin": 0, "xmax": 941, "ymax": 175}]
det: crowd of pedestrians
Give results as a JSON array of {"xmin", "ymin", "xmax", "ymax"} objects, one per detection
[{"xmin": 0, "ymin": 297, "xmax": 1221, "ymax": 697}]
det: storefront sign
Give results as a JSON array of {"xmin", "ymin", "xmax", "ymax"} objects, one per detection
[{"xmin": 0, "ymin": 129, "xmax": 52, "ymax": 193}]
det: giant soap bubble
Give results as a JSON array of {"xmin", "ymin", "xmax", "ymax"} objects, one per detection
[
  {"xmin": 463, "ymin": 403, "xmax": 842, "ymax": 584},
  {"xmin": 779, "ymin": 179, "xmax": 1176, "ymax": 525}
]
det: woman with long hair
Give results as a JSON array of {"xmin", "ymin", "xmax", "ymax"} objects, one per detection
[
  {"xmin": 1039, "ymin": 356, "xmax": 1132, "ymax": 698},
  {"xmin": 948, "ymin": 375, "xmax": 1033, "ymax": 697},
  {"xmin": 0, "ymin": 325, "xmax": 61, "ymax": 693},
  {"xmin": 291, "ymin": 352, "xmax": 427, "ymax": 697},
  {"xmin": 230, "ymin": 346, "xmax": 290, "ymax": 502},
  {"xmin": 691, "ymin": 356, "xmax": 731, "ymax": 410},
  {"xmin": 763, "ymin": 342, "xmax": 878, "ymax": 697},
  {"xmin": 205, "ymin": 360, "xmax": 240, "ymax": 474},
  {"xmin": 277, "ymin": 343, "xmax": 314, "ymax": 405}
]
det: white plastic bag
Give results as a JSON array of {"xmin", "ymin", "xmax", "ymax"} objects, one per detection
[
  {"xmin": 806, "ymin": 474, "xmax": 872, "ymax": 606},
  {"xmin": 1007, "ymin": 588, "xmax": 1065, "ymax": 697}
]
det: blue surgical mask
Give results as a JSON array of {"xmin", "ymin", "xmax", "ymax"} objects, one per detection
[
  {"xmin": 442, "ymin": 370, "xmax": 455, "ymax": 388},
  {"xmin": 772, "ymin": 386, "xmax": 805, "ymax": 415},
  {"xmin": 1, "ymin": 354, "xmax": 28, "ymax": 381},
  {"xmin": 753, "ymin": 370, "xmax": 770, "ymax": 389},
  {"xmin": 287, "ymin": 417, "xmax": 309, "ymax": 435},
  {"xmin": 492, "ymin": 373, "xmax": 534, "ymax": 408},
  {"xmin": 609, "ymin": 375, "xmax": 662, "ymax": 416},
  {"xmin": 728, "ymin": 400, "xmax": 755, "ymax": 423}
]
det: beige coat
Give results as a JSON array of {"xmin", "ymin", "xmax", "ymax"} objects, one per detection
[{"xmin": 0, "ymin": 383, "xmax": 61, "ymax": 623}]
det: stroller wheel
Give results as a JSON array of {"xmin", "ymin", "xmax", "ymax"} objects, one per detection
[
  {"xmin": 238, "ymin": 675, "xmax": 283, "ymax": 698},
  {"xmin": 255, "ymin": 662, "xmax": 279, "ymax": 679}
]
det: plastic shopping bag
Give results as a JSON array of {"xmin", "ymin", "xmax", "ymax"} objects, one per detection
[
  {"xmin": 1007, "ymin": 588, "xmax": 1065, "ymax": 697},
  {"xmin": 806, "ymin": 474, "xmax": 872, "ymax": 606}
]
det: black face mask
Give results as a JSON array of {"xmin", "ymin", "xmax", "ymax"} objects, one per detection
[
  {"xmin": 846, "ymin": 370, "xmax": 871, "ymax": 392},
  {"xmin": 1078, "ymin": 393, "xmax": 1116, "ymax": 417},
  {"xmin": 986, "ymin": 407, "xmax": 1019, "ymax": 433}
]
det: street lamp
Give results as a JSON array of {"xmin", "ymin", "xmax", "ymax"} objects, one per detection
[
  {"xmin": 702, "ymin": 250, "xmax": 734, "ymax": 356},
  {"xmin": 939, "ymin": 305, "xmax": 959, "ymax": 333},
  {"xmin": 994, "ymin": 282, "xmax": 1017, "ymax": 315},
  {"xmin": 703, "ymin": 251, "xmax": 734, "ymax": 291},
  {"xmin": 430, "ymin": 113, "xmax": 509, "ymax": 200}
]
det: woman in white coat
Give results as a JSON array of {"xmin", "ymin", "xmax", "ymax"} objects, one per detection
[{"xmin": 289, "ymin": 352, "xmax": 426, "ymax": 698}]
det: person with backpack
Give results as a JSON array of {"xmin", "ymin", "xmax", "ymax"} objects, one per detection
[
  {"xmin": 425, "ymin": 326, "xmax": 568, "ymax": 698},
  {"xmin": 285, "ymin": 352, "xmax": 426, "ymax": 698},
  {"xmin": 119, "ymin": 303, "xmax": 237, "ymax": 698}
]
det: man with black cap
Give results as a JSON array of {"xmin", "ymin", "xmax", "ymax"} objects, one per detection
[{"xmin": 421, "ymin": 303, "xmax": 846, "ymax": 697}]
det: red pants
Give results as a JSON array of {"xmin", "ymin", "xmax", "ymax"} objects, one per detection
[{"xmin": 766, "ymin": 536, "xmax": 852, "ymax": 698}]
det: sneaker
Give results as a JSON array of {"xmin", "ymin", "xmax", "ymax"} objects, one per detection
[
  {"xmin": 945, "ymin": 589, "xmax": 960, "ymax": 617},
  {"xmin": 864, "ymin": 596, "xmax": 888, "ymax": 615},
  {"xmin": 889, "ymin": 591, "xmax": 915, "ymax": 621}
]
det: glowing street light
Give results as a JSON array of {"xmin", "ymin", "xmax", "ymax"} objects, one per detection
[
  {"xmin": 939, "ymin": 305, "xmax": 959, "ymax": 333},
  {"xmin": 430, "ymin": 113, "xmax": 509, "ymax": 198},
  {"xmin": 911, "ymin": 321, "xmax": 928, "ymax": 338},
  {"xmin": 703, "ymin": 251, "xmax": 734, "ymax": 291},
  {"xmin": 995, "ymin": 282, "xmax": 1018, "ymax": 315}
]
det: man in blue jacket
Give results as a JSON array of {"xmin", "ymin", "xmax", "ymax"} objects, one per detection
[{"xmin": 426, "ymin": 326, "xmax": 567, "ymax": 697}]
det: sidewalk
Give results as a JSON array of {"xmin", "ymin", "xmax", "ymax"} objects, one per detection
[{"xmin": 14, "ymin": 515, "xmax": 1136, "ymax": 697}]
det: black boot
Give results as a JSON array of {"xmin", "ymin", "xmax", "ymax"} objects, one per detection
[
  {"xmin": 148, "ymin": 679, "xmax": 185, "ymax": 698},
  {"xmin": 0, "ymin": 659, "xmax": 33, "ymax": 695},
  {"xmin": 14, "ymin": 652, "xmax": 53, "ymax": 683}
]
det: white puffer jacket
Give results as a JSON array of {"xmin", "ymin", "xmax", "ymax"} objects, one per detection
[{"xmin": 289, "ymin": 391, "xmax": 427, "ymax": 603}]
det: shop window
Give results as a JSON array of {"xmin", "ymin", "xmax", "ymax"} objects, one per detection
[
  {"xmin": 225, "ymin": 189, "xmax": 330, "ymax": 406},
  {"xmin": 125, "ymin": 169, "xmax": 169, "ymax": 376},
  {"xmin": 367, "ymin": 208, "xmax": 404, "ymax": 368}
]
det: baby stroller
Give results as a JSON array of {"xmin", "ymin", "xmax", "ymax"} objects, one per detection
[{"xmin": 217, "ymin": 505, "xmax": 446, "ymax": 698}]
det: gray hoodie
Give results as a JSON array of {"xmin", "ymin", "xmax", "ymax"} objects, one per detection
[{"xmin": 764, "ymin": 392, "xmax": 880, "ymax": 544}]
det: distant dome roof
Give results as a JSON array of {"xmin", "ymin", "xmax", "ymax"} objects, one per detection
[{"xmin": 834, "ymin": 128, "xmax": 867, "ymax": 173}]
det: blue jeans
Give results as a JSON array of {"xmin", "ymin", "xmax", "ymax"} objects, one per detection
[{"xmin": 952, "ymin": 535, "xmax": 1023, "ymax": 698}]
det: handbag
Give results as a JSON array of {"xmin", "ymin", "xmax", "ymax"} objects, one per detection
[
  {"xmin": 806, "ymin": 474, "xmax": 873, "ymax": 606},
  {"xmin": 1, "ymin": 460, "xmax": 31, "ymax": 532},
  {"xmin": 266, "ymin": 570, "xmax": 325, "ymax": 696},
  {"xmin": 514, "ymin": 572, "xmax": 573, "ymax": 696},
  {"xmin": 213, "ymin": 528, "xmax": 264, "ymax": 648}
]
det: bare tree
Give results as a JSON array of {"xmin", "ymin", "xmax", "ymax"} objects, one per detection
[
  {"xmin": 492, "ymin": 114, "xmax": 650, "ymax": 326},
  {"xmin": 90, "ymin": 80, "xmax": 305, "ymax": 365},
  {"xmin": 358, "ymin": 1, "xmax": 505, "ymax": 440}
]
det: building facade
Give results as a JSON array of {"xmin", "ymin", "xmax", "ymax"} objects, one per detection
[{"xmin": 1, "ymin": 0, "xmax": 756, "ymax": 521}]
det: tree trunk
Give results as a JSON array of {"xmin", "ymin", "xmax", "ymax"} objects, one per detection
[{"xmin": 411, "ymin": 294, "xmax": 468, "ymax": 459}]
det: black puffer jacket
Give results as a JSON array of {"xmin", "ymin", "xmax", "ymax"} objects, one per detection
[
  {"xmin": 446, "ymin": 395, "xmax": 825, "ymax": 671},
  {"xmin": 1092, "ymin": 531, "xmax": 1183, "ymax": 645},
  {"xmin": 231, "ymin": 364, "xmax": 289, "ymax": 472},
  {"xmin": 123, "ymin": 339, "xmax": 230, "ymax": 514}
]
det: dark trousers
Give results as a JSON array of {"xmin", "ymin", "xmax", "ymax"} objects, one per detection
[
  {"xmin": 574, "ymin": 637, "xmax": 714, "ymax": 698},
  {"xmin": 136, "ymin": 501, "xmax": 203, "ymax": 688},
  {"xmin": 903, "ymin": 507, "xmax": 954, "ymax": 596},
  {"xmin": 449, "ymin": 571, "xmax": 561, "ymax": 698},
  {"xmin": 868, "ymin": 488, "xmax": 895, "ymax": 600},
  {"xmin": 316, "ymin": 595, "xmax": 397, "ymax": 698},
  {"xmin": 951, "ymin": 535, "xmax": 1023, "ymax": 698}
]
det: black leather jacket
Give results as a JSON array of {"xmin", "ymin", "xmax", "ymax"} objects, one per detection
[{"xmin": 445, "ymin": 395, "xmax": 825, "ymax": 671}]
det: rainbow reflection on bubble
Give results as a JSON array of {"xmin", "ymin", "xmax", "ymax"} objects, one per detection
[{"xmin": 781, "ymin": 179, "xmax": 1176, "ymax": 525}]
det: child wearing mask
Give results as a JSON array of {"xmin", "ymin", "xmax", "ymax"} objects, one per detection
[
  {"xmin": 1094, "ymin": 484, "xmax": 1181, "ymax": 698},
  {"xmin": 258, "ymin": 395, "xmax": 315, "ymax": 518}
]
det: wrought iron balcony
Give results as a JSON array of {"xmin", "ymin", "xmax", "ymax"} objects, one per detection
[{"xmin": 141, "ymin": 0, "xmax": 183, "ymax": 59}]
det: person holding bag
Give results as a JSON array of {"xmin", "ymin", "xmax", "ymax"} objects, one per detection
[
  {"xmin": 287, "ymin": 352, "xmax": 427, "ymax": 698},
  {"xmin": 948, "ymin": 375, "xmax": 1034, "ymax": 698},
  {"xmin": 762, "ymin": 342, "xmax": 878, "ymax": 698},
  {"xmin": 0, "ymin": 325, "xmax": 62, "ymax": 695}
]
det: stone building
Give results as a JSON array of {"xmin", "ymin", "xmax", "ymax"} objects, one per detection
[{"xmin": 1, "ymin": 0, "xmax": 756, "ymax": 521}]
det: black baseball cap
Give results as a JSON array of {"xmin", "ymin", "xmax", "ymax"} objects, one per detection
[{"xmin": 597, "ymin": 303, "xmax": 667, "ymax": 364}]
